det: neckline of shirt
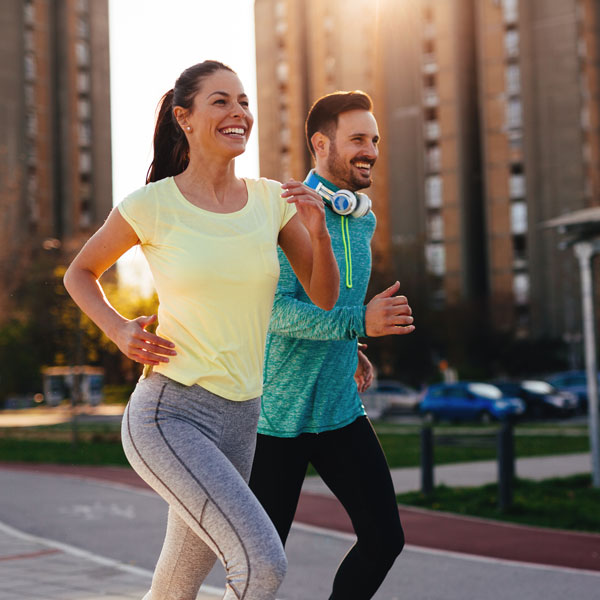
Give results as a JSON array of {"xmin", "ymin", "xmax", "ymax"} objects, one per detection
[{"xmin": 168, "ymin": 176, "xmax": 253, "ymax": 218}]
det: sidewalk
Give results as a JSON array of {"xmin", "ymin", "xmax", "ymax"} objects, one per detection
[
  {"xmin": 301, "ymin": 452, "xmax": 592, "ymax": 495},
  {"xmin": 0, "ymin": 454, "xmax": 598, "ymax": 599},
  {"xmin": 0, "ymin": 520, "xmax": 221, "ymax": 599}
]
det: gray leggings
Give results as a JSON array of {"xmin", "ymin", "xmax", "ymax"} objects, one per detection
[{"xmin": 121, "ymin": 372, "xmax": 287, "ymax": 600}]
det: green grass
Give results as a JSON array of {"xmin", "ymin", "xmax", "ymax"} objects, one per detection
[
  {"xmin": 378, "ymin": 431, "xmax": 589, "ymax": 468},
  {"xmin": 397, "ymin": 474, "xmax": 600, "ymax": 534},
  {"xmin": 0, "ymin": 437, "xmax": 128, "ymax": 466},
  {"xmin": 0, "ymin": 420, "xmax": 590, "ymax": 471}
]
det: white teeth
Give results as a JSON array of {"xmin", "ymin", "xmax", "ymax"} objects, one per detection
[
  {"xmin": 221, "ymin": 127, "xmax": 245, "ymax": 135},
  {"xmin": 355, "ymin": 162, "xmax": 370, "ymax": 169}
]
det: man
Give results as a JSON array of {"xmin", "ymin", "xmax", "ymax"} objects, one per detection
[{"xmin": 249, "ymin": 91, "xmax": 415, "ymax": 599}]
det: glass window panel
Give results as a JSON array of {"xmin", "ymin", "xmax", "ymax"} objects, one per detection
[
  {"xmin": 513, "ymin": 272, "xmax": 530, "ymax": 305},
  {"xmin": 502, "ymin": 0, "xmax": 518, "ymax": 23},
  {"xmin": 425, "ymin": 176, "xmax": 443, "ymax": 207},
  {"xmin": 506, "ymin": 99, "xmax": 522, "ymax": 129},
  {"xmin": 511, "ymin": 201, "xmax": 527, "ymax": 234},
  {"xmin": 506, "ymin": 64, "xmax": 520, "ymax": 95},
  {"xmin": 505, "ymin": 29, "xmax": 519, "ymax": 57},
  {"xmin": 425, "ymin": 243, "xmax": 446, "ymax": 276},
  {"xmin": 428, "ymin": 212, "xmax": 444, "ymax": 241},
  {"xmin": 509, "ymin": 173, "xmax": 525, "ymax": 198}
]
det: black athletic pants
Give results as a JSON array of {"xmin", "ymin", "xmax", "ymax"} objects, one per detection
[{"xmin": 249, "ymin": 416, "xmax": 404, "ymax": 599}]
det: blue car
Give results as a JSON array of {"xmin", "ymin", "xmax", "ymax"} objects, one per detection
[
  {"xmin": 544, "ymin": 371, "xmax": 600, "ymax": 414},
  {"xmin": 419, "ymin": 382, "xmax": 525, "ymax": 424}
]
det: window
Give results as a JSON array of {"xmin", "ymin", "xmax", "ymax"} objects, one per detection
[
  {"xmin": 26, "ymin": 112, "xmax": 37, "ymax": 136},
  {"xmin": 79, "ymin": 122, "xmax": 92, "ymax": 146},
  {"xmin": 77, "ymin": 71, "xmax": 91, "ymax": 94},
  {"xmin": 78, "ymin": 98, "xmax": 91, "ymax": 119},
  {"xmin": 75, "ymin": 41, "xmax": 90, "ymax": 67},
  {"xmin": 513, "ymin": 272, "xmax": 530, "ymax": 305},
  {"xmin": 506, "ymin": 99, "xmax": 522, "ymax": 129},
  {"xmin": 427, "ymin": 212, "xmax": 444, "ymax": 241},
  {"xmin": 24, "ymin": 1, "xmax": 35, "ymax": 25},
  {"xmin": 505, "ymin": 64, "xmax": 520, "ymax": 95},
  {"xmin": 502, "ymin": 0, "xmax": 518, "ymax": 23},
  {"xmin": 24, "ymin": 30, "xmax": 34, "ymax": 52},
  {"xmin": 27, "ymin": 145, "xmax": 37, "ymax": 166},
  {"xmin": 425, "ymin": 176, "xmax": 443, "ymax": 207},
  {"xmin": 24, "ymin": 54, "xmax": 36, "ymax": 80},
  {"xmin": 77, "ymin": 17, "xmax": 89, "ymax": 38},
  {"xmin": 581, "ymin": 107, "xmax": 590, "ymax": 130},
  {"xmin": 511, "ymin": 201, "xmax": 527, "ymax": 234},
  {"xmin": 509, "ymin": 172, "xmax": 525, "ymax": 198},
  {"xmin": 79, "ymin": 150, "xmax": 92, "ymax": 173},
  {"xmin": 426, "ymin": 145, "xmax": 441, "ymax": 172},
  {"xmin": 425, "ymin": 120, "xmax": 440, "ymax": 140},
  {"xmin": 25, "ymin": 84, "xmax": 35, "ymax": 106},
  {"xmin": 505, "ymin": 29, "xmax": 519, "ymax": 58},
  {"xmin": 324, "ymin": 56, "xmax": 336, "ymax": 77},
  {"xmin": 276, "ymin": 60, "xmax": 288, "ymax": 84},
  {"xmin": 280, "ymin": 126, "xmax": 291, "ymax": 147},
  {"xmin": 27, "ymin": 173, "xmax": 38, "ymax": 195},
  {"xmin": 425, "ymin": 243, "xmax": 446, "ymax": 276},
  {"xmin": 423, "ymin": 88, "xmax": 439, "ymax": 107},
  {"xmin": 513, "ymin": 233, "xmax": 527, "ymax": 269}
]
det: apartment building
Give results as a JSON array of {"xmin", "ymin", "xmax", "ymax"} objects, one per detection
[
  {"xmin": 254, "ymin": 0, "xmax": 600, "ymax": 344},
  {"xmin": 0, "ymin": 0, "xmax": 112, "ymax": 316}
]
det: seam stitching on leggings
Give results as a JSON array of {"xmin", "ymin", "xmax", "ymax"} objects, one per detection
[
  {"xmin": 125, "ymin": 384, "xmax": 228, "ymax": 579},
  {"xmin": 155, "ymin": 388, "xmax": 252, "ymax": 599}
]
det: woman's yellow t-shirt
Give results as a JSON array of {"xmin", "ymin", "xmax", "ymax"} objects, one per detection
[{"xmin": 117, "ymin": 176, "xmax": 296, "ymax": 401}]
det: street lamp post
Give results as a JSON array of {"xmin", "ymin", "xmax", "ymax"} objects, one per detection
[
  {"xmin": 544, "ymin": 208, "xmax": 600, "ymax": 489},
  {"xmin": 574, "ymin": 241, "xmax": 600, "ymax": 487}
]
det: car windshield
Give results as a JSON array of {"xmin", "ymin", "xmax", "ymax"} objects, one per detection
[
  {"xmin": 467, "ymin": 383, "xmax": 503, "ymax": 400},
  {"xmin": 522, "ymin": 380, "xmax": 553, "ymax": 394}
]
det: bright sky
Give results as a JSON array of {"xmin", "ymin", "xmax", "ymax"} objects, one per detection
[{"xmin": 108, "ymin": 0, "xmax": 258, "ymax": 292}]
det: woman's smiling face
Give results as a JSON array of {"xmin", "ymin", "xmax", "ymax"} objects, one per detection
[{"xmin": 177, "ymin": 69, "xmax": 254, "ymax": 159}]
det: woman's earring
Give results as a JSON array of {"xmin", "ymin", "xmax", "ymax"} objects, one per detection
[{"xmin": 186, "ymin": 126, "xmax": 192, "ymax": 132}]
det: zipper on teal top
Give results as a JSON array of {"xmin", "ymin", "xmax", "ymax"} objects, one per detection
[{"xmin": 341, "ymin": 215, "xmax": 353, "ymax": 288}]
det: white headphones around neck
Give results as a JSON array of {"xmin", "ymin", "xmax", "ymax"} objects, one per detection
[{"xmin": 305, "ymin": 170, "xmax": 372, "ymax": 218}]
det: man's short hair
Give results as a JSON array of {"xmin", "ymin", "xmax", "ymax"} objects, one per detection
[{"xmin": 305, "ymin": 91, "xmax": 373, "ymax": 157}]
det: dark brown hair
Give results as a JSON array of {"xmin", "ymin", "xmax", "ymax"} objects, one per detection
[
  {"xmin": 305, "ymin": 90, "xmax": 373, "ymax": 157},
  {"xmin": 146, "ymin": 60, "xmax": 236, "ymax": 183}
]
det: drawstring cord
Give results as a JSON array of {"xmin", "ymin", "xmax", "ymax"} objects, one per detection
[{"xmin": 341, "ymin": 216, "xmax": 353, "ymax": 289}]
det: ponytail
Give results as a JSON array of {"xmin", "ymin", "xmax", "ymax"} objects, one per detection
[
  {"xmin": 145, "ymin": 60, "xmax": 236, "ymax": 184},
  {"xmin": 146, "ymin": 90, "xmax": 189, "ymax": 184}
]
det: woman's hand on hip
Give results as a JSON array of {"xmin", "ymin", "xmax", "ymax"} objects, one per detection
[{"xmin": 114, "ymin": 314, "xmax": 177, "ymax": 366}]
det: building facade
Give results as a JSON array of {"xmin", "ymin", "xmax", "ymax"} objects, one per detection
[
  {"xmin": 0, "ymin": 0, "xmax": 112, "ymax": 316},
  {"xmin": 254, "ymin": 0, "xmax": 600, "ymax": 348}
]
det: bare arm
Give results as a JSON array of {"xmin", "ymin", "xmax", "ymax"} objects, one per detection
[
  {"xmin": 63, "ymin": 208, "xmax": 176, "ymax": 366},
  {"xmin": 278, "ymin": 180, "xmax": 339, "ymax": 310}
]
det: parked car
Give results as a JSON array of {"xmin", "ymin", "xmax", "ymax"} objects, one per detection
[
  {"xmin": 544, "ymin": 371, "xmax": 600, "ymax": 414},
  {"xmin": 495, "ymin": 380, "xmax": 578, "ymax": 419},
  {"xmin": 360, "ymin": 379, "xmax": 422, "ymax": 418},
  {"xmin": 419, "ymin": 382, "xmax": 525, "ymax": 424}
]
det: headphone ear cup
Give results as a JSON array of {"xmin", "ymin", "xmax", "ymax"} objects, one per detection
[
  {"xmin": 331, "ymin": 190, "xmax": 358, "ymax": 216},
  {"xmin": 352, "ymin": 193, "xmax": 372, "ymax": 218}
]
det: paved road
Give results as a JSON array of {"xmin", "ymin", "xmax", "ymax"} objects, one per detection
[{"xmin": 1, "ymin": 467, "xmax": 599, "ymax": 600}]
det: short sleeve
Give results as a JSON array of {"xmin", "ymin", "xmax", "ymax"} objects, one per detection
[
  {"xmin": 279, "ymin": 188, "xmax": 297, "ymax": 231},
  {"xmin": 116, "ymin": 184, "xmax": 157, "ymax": 245}
]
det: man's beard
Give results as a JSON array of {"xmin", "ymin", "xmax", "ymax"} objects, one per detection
[{"xmin": 326, "ymin": 142, "xmax": 373, "ymax": 192}]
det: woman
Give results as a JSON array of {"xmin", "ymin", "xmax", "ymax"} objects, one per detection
[{"xmin": 63, "ymin": 60, "xmax": 339, "ymax": 600}]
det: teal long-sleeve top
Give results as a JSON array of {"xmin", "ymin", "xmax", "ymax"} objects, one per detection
[{"xmin": 258, "ymin": 199, "xmax": 377, "ymax": 438}]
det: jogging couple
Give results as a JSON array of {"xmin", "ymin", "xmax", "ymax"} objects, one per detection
[{"xmin": 65, "ymin": 60, "xmax": 414, "ymax": 599}]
